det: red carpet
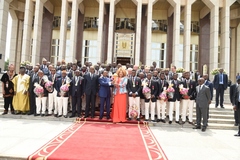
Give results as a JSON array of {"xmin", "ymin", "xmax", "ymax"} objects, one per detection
[{"xmin": 28, "ymin": 122, "xmax": 168, "ymax": 160}]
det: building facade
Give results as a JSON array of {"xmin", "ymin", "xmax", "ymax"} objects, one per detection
[{"xmin": 0, "ymin": 0, "xmax": 240, "ymax": 81}]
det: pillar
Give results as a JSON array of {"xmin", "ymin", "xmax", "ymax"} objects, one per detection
[
  {"xmin": 134, "ymin": 0, "xmax": 142, "ymax": 66},
  {"xmin": 69, "ymin": 0, "xmax": 82, "ymax": 63},
  {"xmin": 76, "ymin": 11, "xmax": 84, "ymax": 61},
  {"xmin": 59, "ymin": 0, "xmax": 69, "ymax": 61},
  {"xmin": 97, "ymin": 0, "xmax": 104, "ymax": 62},
  {"xmin": 183, "ymin": 0, "xmax": 196, "ymax": 71},
  {"xmin": 166, "ymin": 14, "xmax": 173, "ymax": 68},
  {"xmin": 32, "ymin": 0, "xmax": 47, "ymax": 65},
  {"xmin": 16, "ymin": 20, "xmax": 23, "ymax": 73},
  {"xmin": 220, "ymin": 0, "xmax": 235, "ymax": 75},
  {"xmin": 145, "ymin": 0, "xmax": 153, "ymax": 66},
  {"xmin": 107, "ymin": 0, "xmax": 115, "ymax": 64},
  {"xmin": 236, "ymin": 24, "xmax": 240, "ymax": 74},
  {"xmin": 40, "ymin": 8, "xmax": 53, "ymax": 61},
  {"xmin": 21, "ymin": 0, "xmax": 34, "ymax": 62},
  {"xmin": 230, "ymin": 28, "xmax": 236, "ymax": 82},
  {"xmin": 9, "ymin": 9, "xmax": 18, "ymax": 67},
  {"xmin": 0, "ymin": 0, "xmax": 12, "ymax": 72}
]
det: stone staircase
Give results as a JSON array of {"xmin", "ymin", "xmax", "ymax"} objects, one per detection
[{"xmin": 0, "ymin": 81, "xmax": 237, "ymax": 130}]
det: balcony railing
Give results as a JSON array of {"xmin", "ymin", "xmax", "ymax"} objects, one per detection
[
  {"xmin": 152, "ymin": 20, "xmax": 167, "ymax": 32},
  {"xmin": 115, "ymin": 19, "xmax": 135, "ymax": 31},
  {"xmin": 84, "ymin": 19, "xmax": 98, "ymax": 29}
]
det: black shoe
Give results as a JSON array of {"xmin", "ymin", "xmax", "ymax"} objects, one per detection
[
  {"xmin": 41, "ymin": 114, "xmax": 45, "ymax": 117},
  {"xmin": 84, "ymin": 116, "xmax": 88, "ymax": 118},
  {"xmin": 162, "ymin": 120, "xmax": 166, "ymax": 123},
  {"xmin": 201, "ymin": 128, "xmax": 206, "ymax": 132},
  {"xmin": 188, "ymin": 122, "xmax": 194, "ymax": 125},
  {"xmin": 136, "ymin": 118, "xmax": 140, "ymax": 121},
  {"xmin": 58, "ymin": 115, "xmax": 62, "ymax": 117},
  {"xmin": 152, "ymin": 120, "xmax": 156, "ymax": 122},
  {"xmin": 221, "ymin": 106, "xmax": 224, "ymax": 109},
  {"xmin": 193, "ymin": 126, "xmax": 201, "ymax": 129},
  {"xmin": 127, "ymin": 118, "xmax": 131, "ymax": 121},
  {"xmin": 234, "ymin": 123, "xmax": 238, "ymax": 126},
  {"xmin": 35, "ymin": 114, "xmax": 40, "ymax": 116},
  {"xmin": 144, "ymin": 119, "xmax": 149, "ymax": 122},
  {"xmin": 63, "ymin": 115, "xmax": 68, "ymax": 118},
  {"xmin": 69, "ymin": 115, "xmax": 75, "ymax": 118},
  {"xmin": 27, "ymin": 112, "xmax": 33, "ymax": 115},
  {"xmin": 215, "ymin": 105, "xmax": 218, "ymax": 108},
  {"xmin": 234, "ymin": 134, "xmax": 240, "ymax": 136},
  {"xmin": 182, "ymin": 121, "xmax": 186, "ymax": 125},
  {"xmin": 54, "ymin": 114, "xmax": 58, "ymax": 117},
  {"xmin": 22, "ymin": 112, "xmax": 26, "ymax": 115},
  {"xmin": 107, "ymin": 116, "xmax": 110, "ymax": 120},
  {"xmin": 11, "ymin": 111, "xmax": 15, "ymax": 114},
  {"xmin": 99, "ymin": 117, "xmax": 103, "ymax": 120},
  {"xmin": 169, "ymin": 121, "xmax": 172, "ymax": 124},
  {"xmin": 157, "ymin": 119, "xmax": 161, "ymax": 122},
  {"xmin": 2, "ymin": 111, "xmax": 7, "ymax": 115},
  {"xmin": 175, "ymin": 121, "xmax": 179, "ymax": 124}
]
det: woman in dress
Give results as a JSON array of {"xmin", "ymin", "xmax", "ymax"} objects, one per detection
[{"xmin": 112, "ymin": 68, "xmax": 128, "ymax": 123}]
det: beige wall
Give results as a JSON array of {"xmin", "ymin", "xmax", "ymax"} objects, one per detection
[
  {"xmin": 152, "ymin": 33, "xmax": 167, "ymax": 43},
  {"xmin": 83, "ymin": 31, "xmax": 98, "ymax": 40},
  {"xmin": 85, "ymin": 7, "xmax": 99, "ymax": 17},
  {"xmin": 152, "ymin": 10, "xmax": 168, "ymax": 20},
  {"xmin": 115, "ymin": 8, "xmax": 136, "ymax": 18}
]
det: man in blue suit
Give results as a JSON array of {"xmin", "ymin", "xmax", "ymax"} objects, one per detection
[
  {"xmin": 98, "ymin": 71, "xmax": 112, "ymax": 119},
  {"xmin": 213, "ymin": 68, "xmax": 228, "ymax": 108}
]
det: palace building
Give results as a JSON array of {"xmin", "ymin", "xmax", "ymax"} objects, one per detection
[{"xmin": 0, "ymin": 0, "xmax": 240, "ymax": 80}]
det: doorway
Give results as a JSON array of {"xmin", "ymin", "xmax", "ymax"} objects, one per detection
[{"xmin": 116, "ymin": 57, "xmax": 131, "ymax": 65}]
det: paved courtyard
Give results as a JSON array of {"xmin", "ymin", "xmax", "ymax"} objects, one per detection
[{"xmin": 0, "ymin": 118, "xmax": 239, "ymax": 160}]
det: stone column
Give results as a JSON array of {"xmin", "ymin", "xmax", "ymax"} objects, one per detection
[
  {"xmin": 16, "ymin": 20, "xmax": 23, "ymax": 73},
  {"xmin": 59, "ymin": 0, "xmax": 69, "ymax": 61},
  {"xmin": 21, "ymin": 0, "xmax": 34, "ymax": 62},
  {"xmin": 32, "ymin": 0, "xmax": 47, "ymax": 65},
  {"xmin": 220, "ymin": 0, "xmax": 235, "ymax": 75},
  {"xmin": 167, "ymin": 0, "xmax": 181, "ymax": 67},
  {"xmin": 0, "ymin": 0, "xmax": 12, "ymax": 72},
  {"xmin": 230, "ymin": 28, "xmax": 236, "ymax": 82},
  {"xmin": 145, "ymin": 0, "xmax": 153, "ymax": 66},
  {"xmin": 134, "ymin": 0, "xmax": 142, "ymax": 66},
  {"xmin": 97, "ymin": 0, "xmax": 104, "ymax": 62},
  {"xmin": 69, "ymin": 0, "xmax": 82, "ymax": 62},
  {"xmin": 236, "ymin": 24, "xmax": 240, "ymax": 74},
  {"xmin": 202, "ymin": 0, "xmax": 219, "ymax": 76},
  {"xmin": 183, "ymin": 0, "xmax": 196, "ymax": 71},
  {"xmin": 107, "ymin": 0, "xmax": 115, "ymax": 64},
  {"xmin": 9, "ymin": 9, "xmax": 18, "ymax": 67}
]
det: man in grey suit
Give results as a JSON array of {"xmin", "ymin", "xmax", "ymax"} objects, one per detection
[{"xmin": 193, "ymin": 78, "xmax": 211, "ymax": 132}]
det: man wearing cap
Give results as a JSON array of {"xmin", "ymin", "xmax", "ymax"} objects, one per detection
[{"xmin": 12, "ymin": 67, "xmax": 30, "ymax": 114}]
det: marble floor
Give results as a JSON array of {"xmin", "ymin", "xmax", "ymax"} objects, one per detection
[{"xmin": 0, "ymin": 118, "xmax": 239, "ymax": 160}]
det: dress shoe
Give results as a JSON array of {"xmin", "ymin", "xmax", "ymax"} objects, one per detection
[
  {"xmin": 188, "ymin": 122, "xmax": 194, "ymax": 125},
  {"xmin": 234, "ymin": 134, "xmax": 240, "ymax": 137},
  {"xmin": 41, "ymin": 114, "xmax": 45, "ymax": 117},
  {"xmin": 127, "ymin": 118, "xmax": 131, "ymax": 121},
  {"xmin": 144, "ymin": 119, "xmax": 149, "ymax": 122},
  {"xmin": 35, "ymin": 114, "xmax": 40, "ymax": 116},
  {"xmin": 11, "ymin": 111, "xmax": 15, "ymax": 114},
  {"xmin": 201, "ymin": 128, "xmax": 206, "ymax": 132},
  {"xmin": 63, "ymin": 115, "xmax": 68, "ymax": 118},
  {"xmin": 161, "ymin": 119, "xmax": 166, "ymax": 123},
  {"xmin": 2, "ymin": 112, "xmax": 7, "ymax": 115},
  {"xmin": 54, "ymin": 114, "xmax": 58, "ymax": 117},
  {"xmin": 58, "ymin": 115, "xmax": 62, "ymax": 117},
  {"xmin": 106, "ymin": 116, "xmax": 110, "ymax": 120},
  {"xmin": 181, "ymin": 121, "xmax": 186, "ymax": 125},
  {"xmin": 152, "ymin": 120, "xmax": 156, "ymax": 122},
  {"xmin": 136, "ymin": 118, "xmax": 140, "ymax": 121},
  {"xmin": 157, "ymin": 119, "xmax": 161, "ymax": 122},
  {"xmin": 193, "ymin": 126, "xmax": 201, "ymax": 129},
  {"xmin": 22, "ymin": 112, "xmax": 26, "ymax": 115},
  {"xmin": 169, "ymin": 121, "xmax": 172, "ymax": 124},
  {"xmin": 15, "ymin": 112, "xmax": 21, "ymax": 115},
  {"xmin": 234, "ymin": 123, "xmax": 239, "ymax": 126},
  {"xmin": 69, "ymin": 115, "xmax": 76, "ymax": 118},
  {"xmin": 27, "ymin": 112, "xmax": 33, "ymax": 115},
  {"xmin": 84, "ymin": 116, "xmax": 88, "ymax": 118},
  {"xmin": 221, "ymin": 106, "xmax": 224, "ymax": 109},
  {"xmin": 175, "ymin": 121, "xmax": 179, "ymax": 124},
  {"xmin": 99, "ymin": 117, "xmax": 103, "ymax": 120},
  {"xmin": 215, "ymin": 105, "xmax": 218, "ymax": 108}
]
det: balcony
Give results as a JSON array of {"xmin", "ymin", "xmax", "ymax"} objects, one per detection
[
  {"xmin": 84, "ymin": 18, "xmax": 98, "ymax": 30},
  {"xmin": 152, "ymin": 20, "xmax": 167, "ymax": 32},
  {"xmin": 115, "ymin": 18, "xmax": 135, "ymax": 31}
]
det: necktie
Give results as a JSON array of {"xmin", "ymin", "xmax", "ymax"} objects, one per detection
[
  {"xmin": 91, "ymin": 73, "xmax": 93, "ymax": 79},
  {"xmin": 199, "ymin": 85, "xmax": 202, "ymax": 92},
  {"xmin": 162, "ymin": 80, "xmax": 164, "ymax": 87},
  {"xmin": 32, "ymin": 73, "xmax": 36, "ymax": 82},
  {"xmin": 220, "ymin": 74, "xmax": 223, "ymax": 83}
]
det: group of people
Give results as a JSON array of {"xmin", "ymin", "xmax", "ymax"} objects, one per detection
[{"xmin": 1, "ymin": 59, "xmax": 239, "ymax": 134}]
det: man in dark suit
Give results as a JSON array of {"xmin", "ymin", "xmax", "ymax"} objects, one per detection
[
  {"xmin": 233, "ymin": 78, "xmax": 240, "ymax": 136},
  {"xmin": 83, "ymin": 66, "xmax": 99, "ymax": 118},
  {"xmin": 213, "ymin": 68, "xmax": 228, "ymax": 108},
  {"xmin": 168, "ymin": 73, "xmax": 182, "ymax": 124},
  {"xmin": 69, "ymin": 70, "xmax": 84, "ymax": 118},
  {"xmin": 193, "ymin": 78, "xmax": 211, "ymax": 132},
  {"xmin": 144, "ymin": 73, "xmax": 159, "ymax": 122},
  {"xmin": 98, "ymin": 71, "xmax": 112, "ymax": 119},
  {"xmin": 127, "ymin": 70, "xmax": 142, "ymax": 121},
  {"xmin": 230, "ymin": 81, "xmax": 239, "ymax": 126},
  {"xmin": 203, "ymin": 74, "xmax": 213, "ymax": 124},
  {"xmin": 28, "ymin": 66, "xmax": 39, "ymax": 115}
]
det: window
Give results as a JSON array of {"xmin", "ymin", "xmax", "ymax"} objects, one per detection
[
  {"xmin": 52, "ymin": 16, "xmax": 71, "ymax": 29},
  {"xmin": 190, "ymin": 44, "xmax": 198, "ymax": 71},
  {"xmin": 151, "ymin": 43, "xmax": 166, "ymax": 68},
  {"xmin": 82, "ymin": 40, "xmax": 98, "ymax": 64},
  {"xmin": 84, "ymin": 17, "xmax": 98, "ymax": 29},
  {"xmin": 51, "ymin": 39, "xmax": 60, "ymax": 64}
]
